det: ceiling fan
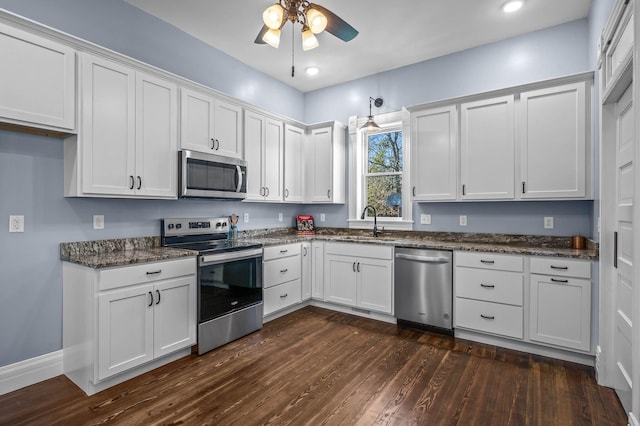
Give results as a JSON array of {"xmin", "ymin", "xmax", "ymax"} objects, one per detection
[{"xmin": 254, "ymin": 1, "xmax": 358, "ymax": 51}]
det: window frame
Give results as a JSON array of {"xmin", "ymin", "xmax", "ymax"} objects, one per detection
[{"xmin": 348, "ymin": 109, "xmax": 412, "ymax": 230}]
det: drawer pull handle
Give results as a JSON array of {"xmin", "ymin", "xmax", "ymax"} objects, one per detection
[
  {"xmin": 480, "ymin": 260, "xmax": 495, "ymax": 264},
  {"xmin": 480, "ymin": 314, "xmax": 495, "ymax": 320},
  {"xmin": 551, "ymin": 278, "xmax": 569, "ymax": 283},
  {"xmin": 280, "ymin": 268, "xmax": 288, "ymax": 273},
  {"xmin": 480, "ymin": 283, "xmax": 495, "ymax": 288},
  {"xmin": 280, "ymin": 249, "xmax": 288, "ymax": 254},
  {"xmin": 280, "ymin": 293, "xmax": 288, "ymax": 298},
  {"xmin": 550, "ymin": 265, "xmax": 568, "ymax": 270},
  {"xmin": 146, "ymin": 270, "xmax": 162, "ymax": 275}
]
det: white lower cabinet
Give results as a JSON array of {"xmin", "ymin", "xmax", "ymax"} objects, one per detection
[
  {"xmin": 301, "ymin": 242, "xmax": 312, "ymax": 301},
  {"xmin": 324, "ymin": 243, "xmax": 393, "ymax": 315},
  {"xmin": 529, "ymin": 257, "xmax": 591, "ymax": 352},
  {"xmin": 454, "ymin": 251, "xmax": 593, "ymax": 355},
  {"xmin": 263, "ymin": 243, "xmax": 302, "ymax": 316},
  {"xmin": 311, "ymin": 241, "xmax": 325, "ymax": 300},
  {"xmin": 454, "ymin": 252, "xmax": 524, "ymax": 339},
  {"xmin": 63, "ymin": 257, "xmax": 196, "ymax": 395}
]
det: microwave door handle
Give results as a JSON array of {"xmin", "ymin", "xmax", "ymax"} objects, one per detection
[{"xmin": 236, "ymin": 165, "xmax": 243, "ymax": 192}]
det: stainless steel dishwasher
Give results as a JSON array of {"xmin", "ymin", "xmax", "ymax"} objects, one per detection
[{"xmin": 394, "ymin": 247, "xmax": 453, "ymax": 334}]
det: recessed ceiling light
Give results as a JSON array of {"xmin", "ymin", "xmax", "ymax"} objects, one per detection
[
  {"xmin": 305, "ymin": 66, "xmax": 319, "ymax": 76},
  {"xmin": 502, "ymin": 0, "xmax": 524, "ymax": 13}
]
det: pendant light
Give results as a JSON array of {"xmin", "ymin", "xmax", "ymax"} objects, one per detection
[{"xmin": 360, "ymin": 97, "xmax": 384, "ymax": 132}]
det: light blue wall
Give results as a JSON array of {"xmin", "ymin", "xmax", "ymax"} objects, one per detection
[{"xmin": 0, "ymin": 1, "xmax": 610, "ymax": 368}]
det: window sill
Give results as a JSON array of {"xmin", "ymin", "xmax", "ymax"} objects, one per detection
[{"xmin": 347, "ymin": 219, "xmax": 414, "ymax": 231}]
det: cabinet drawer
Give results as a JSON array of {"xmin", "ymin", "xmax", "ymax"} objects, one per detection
[
  {"xmin": 455, "ymin": 298, "xmax": 523, "ymax": 339},
  {"xmin": 264, "ymin": 279, "xmax": 302, "ymax": 316},
  {"xmin": 455, "ymin": 252, "xmax": 523, "ymax": 272},
  {"xmin": 324, "ymin": 242, "xmax": 393, "ymax": 260},
  {"xmin": 99, "ymin": 258, "xmax": 196, "ymax": 291},
  {"xmin": 529, "ymin": 257, "xmax": 591, "ymax": 279},
  {"xmin": 264, "ymin": 255, "xmax": 301, "ymax": 288},
  {"xmin": 455, "ymin": 268, "xmax": 523, "ymax": 306},
  {"xmin": 263, "ymin": 243, "xmax": 301, "ymax": 261}
]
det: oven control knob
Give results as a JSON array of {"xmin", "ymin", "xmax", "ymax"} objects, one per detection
[
  {"xmin": 168, "ymin": 224, "xmax": 174, "ymax": 230},
  {"xmin": 176, "ymin": 224, "xmax": 182, "ymax": 229}
]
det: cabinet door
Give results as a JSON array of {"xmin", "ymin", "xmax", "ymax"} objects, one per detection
[
  {"xmin": 284, "ymin": 124, "xmax": 305, "ymax": 202},
  {"xmin": 460, "ymin": 96, "xmax": 515, "ymax": 200},
  {"xmin": 244, "ymin": 110, "xmax": 265, "ymax": 200},
  {"xmin": 263, "ymin": 118, "xmax": 284, "ymax": 201},
  {"xmin": 0, "ymin": 22, "xmax": 75, "ymax": 130},
  {"xmin": 312, "ymin": 242, "xmax": 325, "ymax": 300},
  {"xmin": 529, "ymin": 275, "xmax": 591, "ymax": 351},
  {"xmin": 153, "ymin": 276, "xmax": 196, "ymax": 357},
  {"xmin": 180, "ymin": 88, "xmax": 215, "ymax": 153},
  {"xmin": 213, "ymin": 100, "xmax": 243, "ymax": 159},
  {"xmin": 357, "ymin": 258, "xmax": 393, "ymax": 314},
  {"xmin": 81, "ymin": 54, "xmax": 136, "ymax": 196},
  {"xmin": 301, "ymin": 243, "xmax": 312, "ymax": 300},
  {"xmin": 411, "ymin": 106, "xmax": 457, "ymax": 200},
  {"xmin": 307, "ymin": 127, "xmax": 333, "ymax": 202},
  {"xmin": 98, "ymin": 284, "xmax": 154, "ymax": 380},
  {"xmin": 135, "ymin": 72, "xmax": 178, "ymax": 198},
  {"xmin": 520, "ymin": 82, "xmax": 587, "ymax": 199},
  {"xmin": 325, "ymin": 254, "xmax": 357, "ymax": 306}
]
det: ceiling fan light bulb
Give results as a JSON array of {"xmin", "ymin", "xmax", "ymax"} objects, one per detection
[
  {"xmin": 301, "ymin": 27, "xmax": 319, "ymax": 51},
  {"xmin": 263, "ymin": 28, "xmax": 281, "ymax": 48},
  {"xmin": 263, "ymin": 4, "xmax": 284, "ymax": 30},
  {"xmin": 306, "ymin": 8, "xmax": 327, "ymax": 34},
  {"xmin": 502, "ymin": 0, "xmax": 524, "ymax": 13}
]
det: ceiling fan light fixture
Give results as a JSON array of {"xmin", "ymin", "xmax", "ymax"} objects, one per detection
[
  {"xmin": 263, "ymin": 3, "xmax": 285, "ymax": 29},
  {"xmin": 502, "ymin": 0, "xmax": 524, "ymax": 13},
  {"xmin": 305, "ymin": 66, "xmax": 319, "ymax": 76},
  {"xmin": 301, "ymin": 26, "xmax": 319, "ymax": 51},
  {"xmin": 306, "ymin": 8, "xmax": 327, "ymax": 34},
  {"xmin": 262, "ymin": 28, "xmax": 281, "ymax": 48}
]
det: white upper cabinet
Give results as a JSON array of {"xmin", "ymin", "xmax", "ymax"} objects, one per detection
[
  {"xmin": 519, "ymin": 82, "xmax": 587, "ymax": 199},
  {"xmin": 410, "ymin": 105, "xmax": 457, "ymax": 201},
  {"xmin": 0, "ymin": 22, "xmax": 75, "ymax": 131},
  {"xmin": 305, "ymin": 123, "xmax": 345, "ymax": 204},
  {"xmin": 180, "ymin": 87, "xmax": 242, "ymax": 159},
  {"xmin": 284, "ymin": 124, "xmax": 305, "ymax": 203},
  {"xmin": 244, "ymin": 110, "xmax": 283, "ymax": 201},
  {"xmin": 66, "ymin": 53, "xmax": 177, "ymax": 198},
  {"xmin": 460, "ymin": 95, "xmax": 515, "ymax": 200}
]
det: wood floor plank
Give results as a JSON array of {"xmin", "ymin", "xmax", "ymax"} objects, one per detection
[{"xmin": 0, "ymin": 306, "xmax": 627, "ymax": 426}]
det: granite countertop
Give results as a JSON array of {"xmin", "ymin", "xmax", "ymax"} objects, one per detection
[
  {"xmin": 60, "ymin": 228, "xmax": 598, "ymax": 269},
  {"xmin": 240, "ymin": 228, "xmax": 599, "ymax": 260},
  {"xmin": 60, "ymin": 237, "xmax": 196, "ymax": 269}
]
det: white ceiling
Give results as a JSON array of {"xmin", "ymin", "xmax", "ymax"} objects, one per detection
[{"xmin": 124, "ymin": 0, "xmax": 592, "ymax": 93}]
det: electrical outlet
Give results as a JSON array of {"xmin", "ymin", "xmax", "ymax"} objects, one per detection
[
  {"xmin": 320, "ymin": 213, "xmax": 326, "ymax": 222},
  {"xmin": 459, "ymin": 215, "xmax": 467, "ymax": 226},
  {"xmin": 244, "ymin": 213, "xmax": 249, "ymax": 223},
  {"xmin": 420, "ymin": 214, "xmax": 431, "ymax": 225},
  {"xmin": 544, "ymin": 216, "xmax": 554, "ymax": 229},
  {"xmin": 278, "ymin": 212, "xmax": 283, "ymax": 222},
  {"xmin": 9, "ymin": 215, "xmax": 24, "ymax": 233},
  {"xmin": 93, "ymin": 215, "xmax": 105, "ymax": 230}
]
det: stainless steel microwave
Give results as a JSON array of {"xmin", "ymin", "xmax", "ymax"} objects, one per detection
[{"xmin": 179, "ymin": 150, "xmax": 247, "ymax": 199}]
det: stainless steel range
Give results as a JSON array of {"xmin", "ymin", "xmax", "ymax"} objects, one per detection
[{"xmin": 161, "ymin": 217, "xmax": 263, "ymax": 355}]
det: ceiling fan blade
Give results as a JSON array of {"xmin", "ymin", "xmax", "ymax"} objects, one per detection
[
  {"xmin": 254, "ymin": 24, "xmax": 268, "ymax": 44},
  {"xmin": 309, "ymin": 3, "xmax": 358, "ymax": 42}
]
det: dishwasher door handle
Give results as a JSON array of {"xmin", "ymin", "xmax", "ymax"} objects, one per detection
[{"xmin": 395, "ymin": 253, "xmax": 450, "ymax": 264}]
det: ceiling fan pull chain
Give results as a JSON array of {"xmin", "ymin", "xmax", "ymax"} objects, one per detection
[{"xmin": 291, "ymin": 25, "xmax": 295, "ymax": 77}]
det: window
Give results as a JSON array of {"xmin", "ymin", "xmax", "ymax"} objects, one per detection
[{"xmin": 348, "ymin": 109, "xmax": 412, "ymax": 229}]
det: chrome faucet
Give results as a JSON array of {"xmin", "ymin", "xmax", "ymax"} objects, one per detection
[{"xmin": 360, "ymin": 205, "xmax": 379, "ymax": 237}]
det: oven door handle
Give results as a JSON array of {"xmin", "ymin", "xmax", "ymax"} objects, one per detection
[
  {"xmin": 200, "ymin": 248, "xmax": 263, "ymax": 264},
  {"xmin": 236, "ymin": 165, "xmax": 243, "ymax": 193}
]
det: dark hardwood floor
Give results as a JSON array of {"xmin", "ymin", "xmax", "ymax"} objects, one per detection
[{"xmin": 0, "ymin": 306, "xmax": 626, "ymax": 425}]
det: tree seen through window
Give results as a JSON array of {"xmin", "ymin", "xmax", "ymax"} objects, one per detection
[{"xmin": 365, "ymin": 130, "xmax": 403, "ymax": 218}]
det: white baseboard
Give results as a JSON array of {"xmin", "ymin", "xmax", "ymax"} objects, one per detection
[{"xmin": 0, "ymin": 351, "xmax": 63, "ymax": 396}]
